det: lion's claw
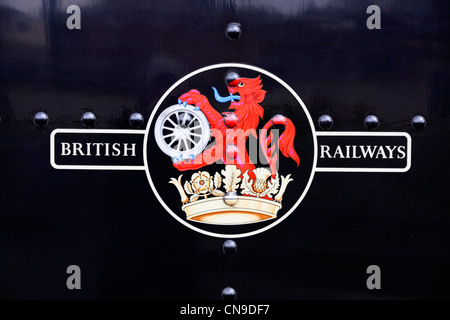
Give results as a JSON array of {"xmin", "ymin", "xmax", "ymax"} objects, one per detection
[
  {"xmin": 178, "ymin": 99, "xmax": 188, "ymax": 108},
  {"xmin": 172, "ymin": 154, "xmax": 184, "ymax": 163}
]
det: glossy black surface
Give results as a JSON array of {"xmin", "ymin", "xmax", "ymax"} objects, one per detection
[{"xmin": 0, "ymin": 0, "xmax": 449, "ymax": 299}]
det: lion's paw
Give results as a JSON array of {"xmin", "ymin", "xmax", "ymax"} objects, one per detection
[{"xmin": 178, "ymin": 90, "xmax": 206, "ymax": 109}]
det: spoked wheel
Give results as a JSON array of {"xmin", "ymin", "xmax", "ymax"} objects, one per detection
[{"xmin": 154, "ymin": 104, "xmax": 211, "ymax": 160}]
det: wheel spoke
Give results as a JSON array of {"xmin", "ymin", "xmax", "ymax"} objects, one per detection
[
  {"xmin": 162, "ymin": 125, "xmax": 175, "ymax": 131},
  {"xmin": 166, "ymin": 118, "xmax": 177, "ymax": 128},
  {"xmin": 191, "ymin": 132, "xmax": 202, "ymax": 137},
  {"xmin": 168, "ymin": 138, "xmax": 178, "ymax": 147},
  {"xmin": 187, "ymin": 117, "xmax": 196, "ymax": 127},
  {"xmin": 187, "ymin": 136, "xmax": 198, "ymax": 146},
  {"xmin": 181, "ymin": 139, "xmax": 188, "ymax": 150},
  {"xmin": 163, "ymin": 133, "xmax": 176, "ymax": 138},
  {"xmin": 185, "ymin": 138, "xmax": 197, "ymax": 150},
  {"xmin": 182, "ymin": 139, "xmax": 190, "ymax": 151},
  {"xmin": 190, "ymin": 125, "xmax": 202, "ymax": 131}
]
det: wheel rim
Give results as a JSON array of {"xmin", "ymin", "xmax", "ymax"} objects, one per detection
[{"xmin": 154, "ymin": 104, "xmax": 211, "ymax": 159}]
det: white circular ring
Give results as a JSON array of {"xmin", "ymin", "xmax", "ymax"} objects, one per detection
[{"xmin": 144, "ymin": 63, "xmax": 317, "ymax": 238}]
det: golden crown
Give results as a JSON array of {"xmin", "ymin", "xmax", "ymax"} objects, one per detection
[{"xmin": 169, "ymin": 165, "xmax": 293, "ymax": 225}]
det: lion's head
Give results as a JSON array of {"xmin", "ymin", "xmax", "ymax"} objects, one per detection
[{"xmin": 227, "ymin": 76, "xmax": 266, "ymax": 133}]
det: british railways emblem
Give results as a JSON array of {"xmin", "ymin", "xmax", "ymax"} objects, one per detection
[
  {"xmin": 145, "ymin": 64, "xmax": 316, "ymax": 237},
  {"xmin": 50, "ymin": 63, "xmax": 411, "ymax": 238}
]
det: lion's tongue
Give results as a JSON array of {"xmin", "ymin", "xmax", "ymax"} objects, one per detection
[{"xmin": 212, "ymin": 87, "xmax": 240, "ymax": 103}]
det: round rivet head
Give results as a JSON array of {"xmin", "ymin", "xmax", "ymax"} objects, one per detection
[
  {"xmin": 223, "ymin": 191, "xmax": 238, "ymax": 206},
  {"xmin": 223, "ymin": 112, "xmax": 239, "ymax": 128},
  {"xmin": 225, "ymin": 144, "xmax": 238, "ymax": 159},
  {"xmin": 222, "ymin": 287, "xmax": 237, "ymax": 300},
  {"xmin": 222, "ymin": 240, "xmax": 237, "ymax": 254},
  {"xmin": 33, "ymin": 112, "xmax": 49, "ymax": 128},
  {"xmin": 411, "ymin": 115, "xmax": 426, "ymax": 131},
  {"xmin": 318, "ymin": 115, "xmax": 333, "ymax": 130},
  {"xmin": 81, "ymin": 112, "xmax": 96, "ymax": 128},
  {"xmin": 364, "ymin": 115, "xmax": 379, "ymax": 130},
  {"xmin": 225, "ymin": 72, "xmax": 240, "ymax": 86},
  {"xmin": 226, "ymin": 23, "xmax": 241, "ymax": 40},
  {"xmin": 177, "ymin": 112, "xmax": 193, "ymax": 126},
  {"xmin": 129, "ymin": 112, "xmax": 144, "ymax": 128}
]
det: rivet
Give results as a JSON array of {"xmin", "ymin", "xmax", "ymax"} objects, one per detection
[
  {"xmin": 33, "ymin": 112, "xmax": 49, "ymax": 128},
  {"xmin": 222, "ymin": 287, "xmax": 237, "ymax": 300},
  {"xmin": 364, "ymin": 115, "xmax": 379, "ymax": 130},
  {"xmin": 223, "ymin": 192, "xmax": 238, "ymax": 206},
  {"xmin": 225, "ymin": 144, "xmax": 238, "ymax": 159},
  {"xmin": 223, "ymin": 112, "xmax": 238, "ymax": 128},
  {"xmin": 129, "ymin": 112, "xmax": 144, "ymax": 128},
  {"xmin": 271, "ymin": 114, "xmax": 287, "ymax": 126},
  {"xmin": 222, "ymin": 240, "xmax": 237, "ymax": 254},
  {"xmin": 318, "ymin": 114, "xmax": 333, "ymax": 130},
  {"xmin": 81, "ymin": 112, "xmax": 96, "ymax": 128},
  {"xmin": 226, "ymin": 23, "xmax": 241, "ymax": 40},
  {"xmin": 411, "ymin": 115, "xmax": 426, "ymax": 131},
  {"xmin": 177, "ymin": 112, "xmax": 193, "ymax": 127},
  {"xmin": 225, "ymin": 71, "xmax": 240, "ymax": 86}
]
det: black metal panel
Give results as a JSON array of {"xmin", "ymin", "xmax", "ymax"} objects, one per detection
[{"xmin": 0, "ymin": 0, "xmax": 449, "ymax": 299}]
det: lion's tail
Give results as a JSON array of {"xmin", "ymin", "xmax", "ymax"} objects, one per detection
[{"xmin": 260, "ymin": 115, "xmax": 300, "ymax": 176}]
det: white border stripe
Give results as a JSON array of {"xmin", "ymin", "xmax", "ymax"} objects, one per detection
[
  {"xmin": 50, "ymin": 129, "xmax": 146, "ymax": 170},
  {"xmin": 315, "ymin": 131, "xmax": 412, "ymax": 173}
]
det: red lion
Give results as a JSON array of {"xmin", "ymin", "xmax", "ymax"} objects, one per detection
[{"xmin": 174, "ymin": 75, "xmax": 300, "ymax": 177}]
